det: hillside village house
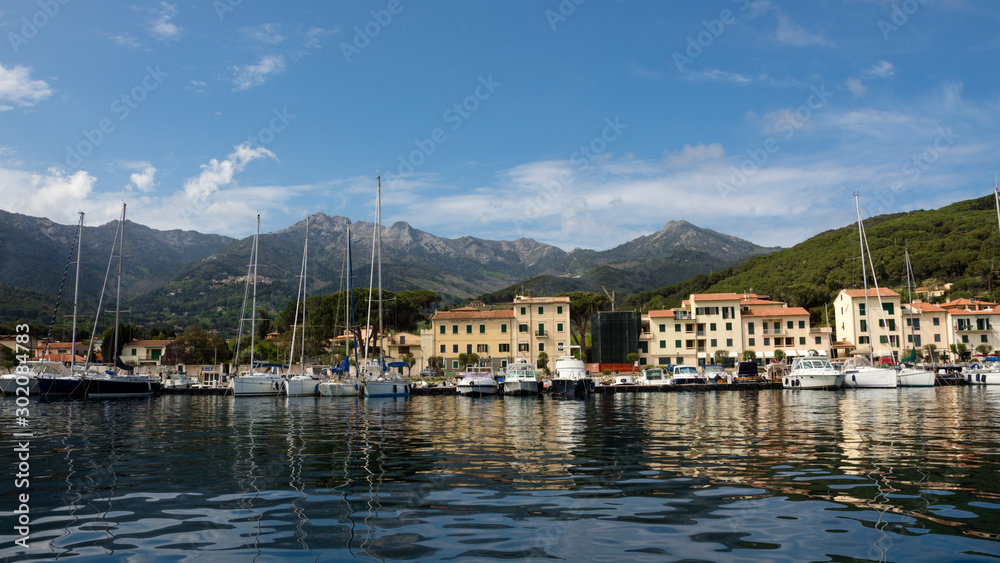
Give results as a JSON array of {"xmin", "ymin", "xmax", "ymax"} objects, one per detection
[
  {"xmin": 940, "ymin": 298, "xmax": 1000, "ymax": 355},
  {"xmin": 426, "ymin": 295, "xmax": 571, "ymax": 374},
  {"xmin": 32, "ymin": 341, "xmax": 88, "ymax": 363},
  {"xmin": 834, "ymin": 288, "xmax": 903, "ymax": 359},
  {"xmin": 118, "ymin": 339, "xmax": 174, "ymax": 366},
  {"xmin": 642, "ymin": 293, "xmax": 832, "ymax": 367},
  {"xmin": 901, "ymin": 301, "xmax": 948, "ymax": 354}
]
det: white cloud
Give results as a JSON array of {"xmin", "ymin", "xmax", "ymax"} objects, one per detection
[
  {"xmin": 101, "ymin": 31, "xmax": 141, "ymax": 48},
  {"xmin": 774, "ymin": 11, "xmax": 833, "ymax": 47},
  {"xmin": 241, "ymin": 23, "xmax": 284, "ymax": 44},
  {"xmin": 846, "ymin": 77, "xmax": 867, "ymax": 98},
  {"xmin": 303, "ymin": 27, "xmax": 337, "ymax": 49},
  {"xmin": 0, "ymin": 166, "xmax": 96, "ymax": 223},
  {"xmin": 0, "ymin": 63, "xmax": 52, "ymax": 110},
  {"xmin": 865, "ymin": 60, "xmax": 895, "ymax": 79},
  {"xmin": 231, "ymin": 54, "xmax": 286, "ymax": 91},
  {"xmin": 689, "ymin": 68, "xmax": 755, "ymax": 84},
  {"xmin": 182, "ymin": 143, "xmax": 277, "ymax": 205},
  {"xmin": 664, "ymin": 143, "xmax": 725, "ymax": 168},
  {"xmin": 148, "ymin": 2, "xmax": 181, "ymax": 41},
  {"xmin": 126, "ymin": 164, "xmax": 157, "ymax": 192}
]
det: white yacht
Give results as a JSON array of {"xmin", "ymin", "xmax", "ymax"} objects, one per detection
[
  {"xmin": 636, "ymin": 366, "xmax": 670, "ymax": 386},
  {"xmin": 456, "ymin": 366, "xmax": 499, "ymax": 396},
  {"xmin": 502, "ymin": 359, "xmax": 539, "ymax": 396},
  {"xmin": 841, "ymin": 356, "xmax": 898, "ymax": 389},
  {"xmin": 783, "ymin": 357, "xmax": 845, "ymax": 390},
  {"xmin": 963, "ymin": 363, "xmax": 1000, "ymax": 385},
  {"xmin": 669, "ymin": 364, "xmax": 707, "ymax": 386},
  {"xmin": 549, "ymin": 353, "xmax": 592, "ymax": 395},
  {"xmin": 0, "ymin": 360, "xmax": 71, "ymax": 395}
]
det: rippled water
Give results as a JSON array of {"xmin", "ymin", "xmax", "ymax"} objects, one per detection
[{"xmin": 2, "ymin": 387, "xmax": 1000, "ymax": 561}]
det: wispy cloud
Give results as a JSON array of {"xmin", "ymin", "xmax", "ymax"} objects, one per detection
[
  {"xmin": 182, "ymin": 143, "xmax": 277, "ymax": 205},
  {"xmin": 101, "ymin": 31, "xmax": 141, "ymax": 48},
  {"xmin": 865, "ymin": 60, "xmax": 894, "ymax": 79},
  {"xmin": 241, "ymin": 23, "xmax": 284, "ymax": 44},
  {"xmin": 147, "ymin": 2, "xmax": 181, "ymax": 41},
  {"xmin": 0, "ymin": 63, "xmax": 52, "ymax": 110},
  {"xmin": 774, "ymin": 11, "xmax": 833, "ymax": 47},
  {"xmin": 663, "ymin": 143, "xmax": 725, "ymax": 168},
  {"xmin": 231, "ymin": 54, "xmax": 286, "ymax": 91},
  {"xmin": 687, "ymin": 68, "xmax": 756, "ymax": 84},
  {"xmin": 846, "ymin": 77, "xmax": 867, "ymax": 98}
]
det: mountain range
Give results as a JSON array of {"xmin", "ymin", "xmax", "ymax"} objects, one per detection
[{"xmin": 0, "ymin": 209, "xmax": 777, "ymax": 331}]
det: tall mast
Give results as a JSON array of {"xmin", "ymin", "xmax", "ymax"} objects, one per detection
[
  {"xmin": 855, "ymin": 193, "xmax": 874, "ymax": 361},
  {"xmin": 70, "ymin": 212, "xmax": 84, "ymax": 374},
  {"xmin": 300, "ymin": 218, "xmax": 308, "ymax": 375},
  {"xmin": 113, "ymin": 203, "xmax": 126, "ymax": 371},
  {"xmin": 347, "ymin": 222, "xmax": 360, "ymax": 372},
  {"xmin": 376, "ymin": 174, "xmax": 384, "ymax": 364},
  {"xmin": 249, "ymin": 214, "xmax": 259, "ymax": 371},
  {"xmin": 287, "ymin": 217, "xmax": 308, "ymax": 374}
]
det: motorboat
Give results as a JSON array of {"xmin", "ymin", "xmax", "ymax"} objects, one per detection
[
  {"xmin": 548, "ymin": 353, "xmax": 592, "ymax": 395},
  {"xmin": 669, "ymin": 364, "xmax": 707, "ymax": 386},
  {"xmin": 502, "ymin": 358, "xmax": 539, "ymax": 396},
  {"xmin": 636, "ymin": 366, "xmax": 670, "ymax": 386},
  {"xmin": 456, "ymin": 366, "xmax": 499, "ymax": 396},
  {"xmin": 782, "ymin": 357, "xmax": 844, "ymax": 390}
]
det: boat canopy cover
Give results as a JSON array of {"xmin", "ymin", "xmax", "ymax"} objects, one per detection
[
  {"xmin": 330, "ymin": 356, "xmax": 350, "ymax": 373},
  {"xmin": 387, "ymin": 361, "xmax": 408, "ymax": 368}
]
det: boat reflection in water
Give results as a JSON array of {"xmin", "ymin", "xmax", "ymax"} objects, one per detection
[{"xmin": 4, "ymin": 388, "xmax": 1000, "ymax": 561}]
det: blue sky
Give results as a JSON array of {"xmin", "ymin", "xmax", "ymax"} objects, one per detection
[{"xmin": 1, "ymin": 1, "xmax": 998, "ymax": 251}]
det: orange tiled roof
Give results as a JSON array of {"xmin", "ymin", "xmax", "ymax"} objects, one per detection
[
  {"xmin": 949, "ymin": 309, "xmax": 999, "ymax": 316},
  {"xmin": 691, "ymin": 293, "xmax": 744, "ymax": 301},
  {"xmin": 841, "ymin": 288, "xmax": 900, "ymax": 298},
  {"xmin": 647, "ymin": 309, "xmax": 676, "ymax": 318},
  {"xmin": 741, "ymin": 298, "xmax": 784, "ymax": 306},
  {"xmin": 907, "ymin": 302, "xmax": 946, "ymax": 313},
  {"xmin": 741, "ymin": 307, "xmax": 810, "ymax": 317},
  {"xmin": 432, "ymin": 309, "xmax": 514, "ymax": 320},
  {"xmin": 941, "ymin": 298, "xmax": 997, "ymax": 309},
  {"xmin": 128, "ymin": 340, "xmax": 174, "ymax": 347}
]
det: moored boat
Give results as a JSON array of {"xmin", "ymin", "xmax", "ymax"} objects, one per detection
[
  {"xmin": 503, "ymin": 358, "xmax": 540, "ymax": 396},
  {"xmin": 669, "ymin": 364, "xmax": 707, "ymax": 386},
  {"xmin": 782, "ymin": 357, "xmax": 844, "ymax": 389},
  {"xmin": 549, "ymin": 353, "xmax": 592, "ymax": 395},
  {"xmin": 636, "ymin": 366, "xmax": 670, "ymax": 386},
  {"xmin": 456, "ymin": 366, "xmax": 499, "ymax": 396}
]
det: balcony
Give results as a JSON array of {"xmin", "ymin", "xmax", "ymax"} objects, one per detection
[{"xmin": 675, "ymin": 312, "xmax": 693, "ymax": 320}]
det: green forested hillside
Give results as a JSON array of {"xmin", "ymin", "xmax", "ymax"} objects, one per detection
[{"xmin": 625, "ymin": 194, "xmax": 1000, "ymax": 322}]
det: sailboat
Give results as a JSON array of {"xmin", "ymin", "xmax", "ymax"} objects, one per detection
[
  {"xmin": 360, "ymin": 174, "xmax": 409, "ymax": 398},
  {"xmin": 230, "ymin": 214, "xmax": 285, "ymax": 396},
  {"xmin": 897, "ymin": 246, "xmax": 936, "ymax": 387},
  {"xmin": 319, "ymin": 222, "xmax": 362, "ymax": 397},
  {"xmin": 965, "ymin": 180, "xmax": 1000, "ymax": 386},
  {"xmin": 842, "ymin": 193, "xmax": 899, "ymax": 389},
  {"xmin": 284, "ymin": 218, "xmax": 322, "ymax": 397}
]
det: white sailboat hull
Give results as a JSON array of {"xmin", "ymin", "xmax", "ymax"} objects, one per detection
[
  {"xmin": 318, "ymin": 380, "xmax": 361, "ymax": 396},
  {"xmin": 364, "ymin": 380, "xmax": 409, "ymax": 397},
  {"xmin": 897, "ymin": 369, "xmax": 935, "ymax": 387},
  {"xmin": 966, "ymin": 370, "xmax": 1000, "ymax": 385},
  {"xmin": 845, "ymin": 368, "xmax": 898, "ymax": 388},
  {"xmin": 285, "ymin": 376, "xmax": 321, "ymax": 396},
  {"xmin": 232, "ymin": 375, "xmax": 284, "ymax": 396}
]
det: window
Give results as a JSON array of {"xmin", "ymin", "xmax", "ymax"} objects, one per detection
[
  {"xmin": 466, "ymin": 325, "xmax": 472, "ymax": 334},
  {"xmin": 557, "ymin": 322, "xmax": 564, "ymax": 332},
  {"xmin": 439, "ymin": 325, "xmax": 446, "ymax": 334},
  {"xmin": 787, "ymin": 321, "xmax": 794, "ymax": 330},
  {"xmin": 748, "ymin": 338, "xmax": 755, "ymax": 346},
  {"xmin": 880, "ymin": 335, "xmax": 888, "ymax": 344},
  {"xmin": 773, "ymin": 322, "xmax": 780, "ymax": 332},
  {"xmin": 907, "ymin": 334, "xmax": 913, "ymax": 343},
  {"xmin": 538, "ymin": 342, "xmax": 544, "ymax": 351},
  {"xmin": 638, "ymin": 342, "xmax": 647, "ymax": 353},
  {"xmin": 686, "ymin": 323, "xmax": 694, "ymax": 333},
  {"xmin": 675, "ymin": 340, "xmax": 682, "ymax": 348},
  {"xmin": 152, "ymin": 349, "xmax": 161, "ymax": 360},
  {"xmin": 537, "ymin": 323, "xmax": 545, "ymax": 336},
  {"xmin": 477, "ymin": 344, "xmax": 489, "ymax": 353},
  {"xmin": 888, "ymin": 320, "xmax": 895, "ymax": 331},
  {"xmin": 882, "ymin": 303, "xmax": 894, "ymax": 315},
  {"xmin": 859, "ymin": 336, "xmax": 869, "ymax": 344},
  {"xmin": 798, "ymin": 320, "xmax": 806, "ymax": 329},
  {"xmin": 764, "ymin": 337, "xmax": 770, "ymax": 346},
  {"xmin": 660, "ymin": 340, "xmax": 666, "ymax": 349},
  {"xmin": 659, "ymin": 324, "xmax": 666, "ymax": 332},
  {"xmin": 799, "ymin": 337, "xmax": 806, "ymax": 345},
  {"xmin": 452, "ymin": 345, "xmax": 459, "ymax": 353},
  {"xmin": 859, "ymin": 303, "xmax": 866, "ymax": 316},
  {"xmin": 977, "ymin": 318, "xmax": 992, "ymax": 331},
  {"xmin": 440, "ymin": 344, "xmax": 445, "ymax": 353},
  {"xmin": 466, "ymin": 344, "xmax": 473, "ymax": 354},
  {"xmin": 860, "ymin": 320, "xmax": 867, "ymax": 332},
  {"xmin": 933, "ymin": 317, "xmax": 940, "ymax": 326},
  {"xmin": 725, "ymin": 322, "xmax": 732, "ymax": 331},
  {"xmin": 983, "ymin": 335, "xmax": 989, "ymax": 343},
  {"xmin": 557, "ymin": 305, "xmax": 563, "ymax": 314},
  {"xmin": 519, "ymin": 324, "xmax": 528, "ymax": 333},
  {"xmin": 520, "ymin": 307, "xmax": 526, "ymax": 315},
  {"xmin": 658, "ymin": 357, "xmax": 671, "ymax": 365},
  {"xmin": 538, "ymin": 306, "xmax": 544, "ymax": 315},
  {"xmin": 710, "ymin": 339, "xmax": 717, "ymax": 347},
  {"xmin": 726, "ymin": 338, "xmax": 733, "ymax": 347},
  {"xmin": 962, "ymin": 335, "xmax": 969, "ymax": 343},
  {"xmin": 710, "ymin": 323, "xmax": 716, "ymax": 331},
  {"xmin": 815, "ymin": 336, "xmax": 822, "ymax": 345},
  {"xmin": 480, "ymin": 324, "xmax": 485, "ymax": 334},
  {"xmin": 748, "ymin": 322, "xmax": 755, "ymax": 335},
  {"xmin": 452, "ymin": 325, "xmax": 458, "ymax": 334},
  {"xmin": 499, "ymin": 343, "xmax": 510, "ymax": 352},
  {"xmin": 131, "ymin": 348, "xmax": 137, "ymax": 355},
  {"xmin": 934, "ymin": 334, "xmax": 941, "ymax": 342},
  {"xmin": 452, "ymin": 360, "xmax": 459, "ymax": 368},
  {"xmin": 675, "ymin": 324, "xmax": 681, "ymax": 332},
  {"xmin": 685, "ymin": 340, "xmax": 694, "ymax": 349},
  {"xmin": 518, "ymin": 343, "xmax": 529, "ymax": 352},
  {"xmin": 400, "ymin": 336, "xmax": 406, "ymax": 345},
  {"xmin": 501, "ymin": 324, "xmax": 507, "ymax": 333}
]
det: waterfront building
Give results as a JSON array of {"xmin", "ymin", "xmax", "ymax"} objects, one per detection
[
  {"xmin": 118, "ymin": 339, "xmax": 175, "ymax": 366},
  {"xmin": 943, "ymin": 300, "xmax": 1000, "ymax": 356},
  {"xmin": 741, "ymin": 306, "xmax": 817, "ymax": 362},
  {"xmin": 834, "ymin": 288, "xmax": 903, "ymax": 360},
  {"xmin": 901, "ymin": 300, "xmax": 948, "ymax": 357}
]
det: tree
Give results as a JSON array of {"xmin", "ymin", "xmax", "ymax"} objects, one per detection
[
  {"xmin": 427, "ymin": 355, "xmax": 443, "ymax": 376},
  {"xmin": 923, "ymin": 343, "xmax": 937, "ymax": 362},
  {"xmin": 714, "ymin": 349, "xmax": 731, "ymax": 367},
  {"xmin": 537, "ymin": 351, "xmax": 549, "ymax": 374},
  {"xmin": 773, "ymin": 349, "xmax": 785, "ymax": 364},
  {"xmin": 458, "ymin": 352, "xmax": 469, "ymax": 367},
  {"xmin": 557, "ymin": 292, "xmax": 608, "ymax": 347},
  {"xmin": 468, "ymin": 353, "xmax": 480, "ymax": 366},
  {"xmin": 977, "ymin": 344, "xmax": 993, "ymax": 357},
  {"xmin": 403, "ymin": 353, "xmax": 415, "ymax": 376},
  {"xmin": 742, "ymin": 349, "xmax": 757, "ymax": 362},
  {"xmin": 956, "ymin": 343, "xmax": 969, "ymax": 362},
  {"xmin": 626, "ymin": 352, "xmax": 639, "ymax": 367}
]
